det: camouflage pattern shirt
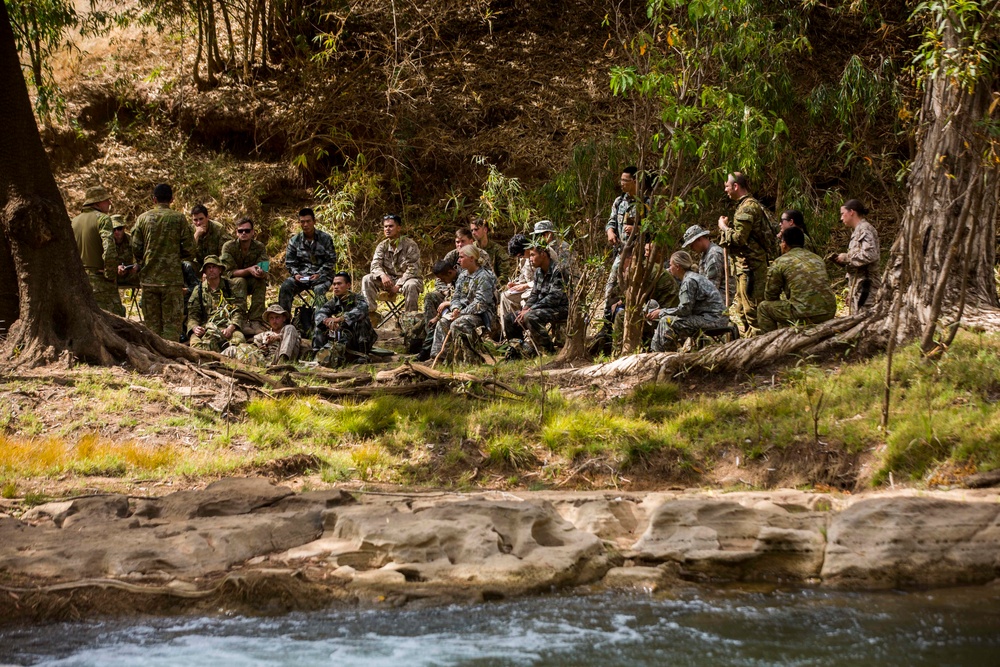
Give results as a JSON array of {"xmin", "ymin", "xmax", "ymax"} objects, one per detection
[
  {"xmin": 844, "ymin": 220, "xmax": 880, "ymax": 283},
  {"xmin": 450, "ymin": 266, "xmax": 497, "ymax": 329},
  {"xmin": 109, "ymin": 233, "xmax": 136, "ymax": 282},
  {"xmin": 606, "ymin": 192, "xmax": 636, "ymax": 241},
  {"xmin": 285, "ymin": 230, "xmax": 337, "ymax": 281},
  {"xmin": 477, "ymin": 240, "xmax": 510, "ymax": 281},
  {"xmin": 314, "ymin": 291, "xmax": 377, "ymax": 349},
  {"xmin": 718, "ymin": 195, "xmax": 777, "ymax": 272},
  {"xmin": 194, "ymin": 220, "xmax": 233, "ymax": 265},
  {"xmin": 699, "ymin": 241, "xmax": 727, "ymax": 290},
  {"xmin": 132, "ymin": 205, "xmax": 196, "ymax": 286},
  {"xmin": 665, "ymin": 270, "xmax": 726, "ymax": 319},
  {"xmin": 526, "ymin": 263, "xmax": 568, "ymax": 312},
  {"xmin": 186, "ymin": 277, "xmax": 247, "ymax": 332},
  {"xmin": 221, "ymin": 238, "xmax": 268, "ymax": 274},
  {"xmin": 370, "ymin": 236, "xmax": 421, "ymax": 283},
  {"xmin": 763, "ymin": 248, "xmax": 837, "ymax": 319}
]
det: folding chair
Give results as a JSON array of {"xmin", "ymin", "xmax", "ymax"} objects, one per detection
[{"xmin": 376, "ymin": 291, "xmax": 405, "ymax": 329}]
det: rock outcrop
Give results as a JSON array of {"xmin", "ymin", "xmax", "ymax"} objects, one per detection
[{"xmin": 1, "ymin": 480, "xmax": 999, "ymax": 622}]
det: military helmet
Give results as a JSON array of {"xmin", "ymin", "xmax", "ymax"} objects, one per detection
[
  {"xmin": 84, "ymin": 186, "xmax": 111, "ymax": 206},
  {"xmin": 681, "ymin": 224, "xmax": 710, "ymax": 248}
]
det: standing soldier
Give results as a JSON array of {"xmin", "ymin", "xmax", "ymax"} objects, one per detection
[
  {"xmin": 133, "ymin": 183, "xmax": 196, "ymax": 341},
  {"xmin": 717, "ymin": 172, "xmax": 777, "ymax": 334},
  {"xmin": 222, "ymin": 216, "xmax": 269, "ymax": 331},
  {"xmin": 829, "ymin": 199, "xmax": 880, "ymax": 315},
  {"xmin": 71, "ymin": 185, "xmax": 122, "ymax": 316},
  {"xmin": 185, "ymin": 255, "xmax": 246, "ymax": 352}
]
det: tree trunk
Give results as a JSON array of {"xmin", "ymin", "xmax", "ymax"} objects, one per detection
[{"xmin": 0, "ymin": 3, "xmax": 214, "ymax": 370}]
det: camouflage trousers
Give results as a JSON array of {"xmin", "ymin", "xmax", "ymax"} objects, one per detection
[
  {"xmin": 430, "ymin": 313, "xmax": 486, "ymax": 358},
  {"xmin": 312, "ymin": 323, "xmax": 375, "ymax": 368},
  {"xmin": 503, "ymin": 307, "xmax": 568, "ymax": 354},
  {"xmin": 86, "ymin": 269, "xmax": 124, "ymax": 317},
  {"xmin": 141, "ymin": 284, "xmax": 185, "ymax": 342},
  {"xmin": 651, "ymin": 313, "xmax": 732, "ymax": 352},
  {"xmin": 418, "ymin": 289, "xmax": 449, "ymax": 357},
  {"xmin": 278, "ymin": 278, "xmax": 330, "ymax": 313},
  {"xmin": 361, "ymin": 274, "xmax": 422, "ymax": 313},
  {"xmin": 848, "ymin": 274, "xmax": 880, "ymax": 316},
  {"xmin": 498, "ymin": 289, "xmax": 527, "ymax": 340},
  {"xmin": 733, "ymin": 264, "xmax": 769, "ymax": 335},
  {"xmin": 189, "ymin": 322, "xmax": 246, "ymax": 352},
  {"xmin": 224, "ymin": 325, "xmax": 299, "ymax": 365},
  {"xmin": 231, "ymin": 275, "xmax": 267, "ymax": 323},
  {"xmin": 757, "ymin": 300, "xmax": 835, "ymax": 334}
]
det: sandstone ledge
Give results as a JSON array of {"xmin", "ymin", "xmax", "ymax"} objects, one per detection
[{"xmin": 2, "ymin": 479, "xmax": 998, "ymax": 624}]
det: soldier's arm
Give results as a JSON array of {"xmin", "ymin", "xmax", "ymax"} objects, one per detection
[
  {"xmin": 343, "ymin": 294, "xmax": 370, "ymax": 326},
  {"xmin": 606, "ymin": 197, "xmax": 620, "ymax": 233},
  {"xmin": 179, "ymin": 219, "xmax": 196, "ymax": 262},
  {"xmin": 664, "ymin": 279, "xmax": 694, "ymax": 318},
  {"xmin": 229, "ymin": 282, "xmax": 247, "ymax": 329},
  {"xmin": 99, "ymin": 214, "xmax": 117, "ymax": 281},
  {"xmin": 185, "ymin": 290, "xmax": 203, "ymax": 333},
  {"xmin": 285, "ymin": 236, "xmax": 303, "ymax": 277},
  {"xmin": 763, "ymin": 261, "xmax": 784, "ymax": 302},
  {"xmin": 398, "ymin": 240, "xmax": 421, "ymax": 284},
  {"xmin": 370, "ymin": 240, "xmax": 387, "ymax": 278},
  {"xmin": 132, "ymin": 219, "xmax": 146, "ymax": 269},
  {"xmin": 718, "ymin": 211, "xmax": 753, "ymax": 248},
  {"xmin": 220, "ymin": 240, "xmax": 238, "ymax": 274}
]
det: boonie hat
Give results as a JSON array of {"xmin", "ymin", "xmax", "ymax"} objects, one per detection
[
  {"xmin": 110, "ymin": 214, "xmax": 126, "ymax": 229},
  {"xmin": 681, "ymin": 225, "xmax": 710, "ymax": 248},
  {"xmin": 84, "ymin": 186, "xmax": 111, "ymax": 206},
  {"xmin": 530, "ymin": 220, "xmax": 555, "ymax": 235},
  {"xmin": 200, "ymin": 255, "xmax": 225, "ymax": 272},
  {"xmin": 264, "ymin": 304, "xmax": 290, "ymax": 319}
]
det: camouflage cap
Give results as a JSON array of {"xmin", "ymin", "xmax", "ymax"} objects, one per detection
[
  {"xmin": 200, "ymin": 255, "xmax": 225, "ymax": 272},
  {"xmin": 110, "ymin": 214, "xmax": 126, "ymax": 229},
  {"xmin": 681, "ymin": 224, "xmax": 710, "ymax": 248},
  {"xmin": 670, "ymin": 250, "xmax": 694, "ymax": 270},
  {"xmin": 530, "ymin": 220, "xmax": 555, "ymax": 235},
  {"xmin": 264, "ymin": 303, "xmax": 290, "ymax": 319},
  {"xmin": 84, "ymin": 186, "xmax": 111, "ymax": 206}
]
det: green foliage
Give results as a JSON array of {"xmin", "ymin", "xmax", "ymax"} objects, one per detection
[
  {"xmin": 474, "ymin": 156, "xmax": 537, "ymax": 235},
  {"xmin": 911, "ymin": 0, "xmax": 1000, "ymax": 90}
]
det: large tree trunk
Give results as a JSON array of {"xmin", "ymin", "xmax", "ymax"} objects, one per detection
[{"xmin": 0, "ymin": 3, "xmax": 212, "ymax": 370}]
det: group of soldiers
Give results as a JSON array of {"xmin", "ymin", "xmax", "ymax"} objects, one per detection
[{"xmin": 70, "ymin": 169, "xmax": 880, "ymax": 367}]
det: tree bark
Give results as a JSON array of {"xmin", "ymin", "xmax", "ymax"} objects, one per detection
[{"xmin": 0, "ymin": 3, "xmax": 215, "ymax": 370}]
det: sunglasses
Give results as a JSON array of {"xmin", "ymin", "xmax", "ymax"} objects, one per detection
[{"xmin": 237, "ymin": 228, "xmax": 253, "ymax": 234}]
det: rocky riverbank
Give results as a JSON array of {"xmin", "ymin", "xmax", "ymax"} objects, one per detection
[{"xmin": 2, "ymin": 478, "xmax": 998, "ymax": 625}]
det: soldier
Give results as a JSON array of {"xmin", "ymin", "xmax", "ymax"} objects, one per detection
[
  {"xmin": 430, "ymin": 244, "xmax": 497, "ymax": 359},
  {"xmin": 416, "ymin": 258, "xmax": 461, "ymax": 361},
  {"xmin": 499, "ymin": 234, "xmax": 534, "ymax": 341},
  {"xmin": 681, "ymin": 224, "xmax": 727, "ymax": 293},
  {"xmin": 757, "ymin": 227, "xmax": 837, "ymax": 333},
  {"xmin": 222, "ymin": 216, "xmax": 269, "ymax": 330},
  {"xmin": 185, "ymin": 255, "xmax": 247, "ymax": 352},
  {"xmin": 606, "ymin": 166, "xmax": 639, "ymax": 249},
  {"xmin": 71, "ymin": 185, "xmax": 123, "ymax": 316},
  {"xmin": 109, "ymin": 215, "xmax": 139, "ymax": 288},
  {"xmin": 650, "ymin": 251, "xmax": 731, "ymax": 352},
  {"xmin": 225, "ymin": 303, "xmax": 301, "ymax": 365},
  {"xmin": 278, "ymin": 207, "xmax": 337, "ymax": 312},
  {"xmin": 471, "ymin": 217, "xmax": 508, "ymax": 281},
  {"xmin": 183, "ymin": 204, "xmax": 233, "ymax": 290},
  {"xmin": 313, "ymin": 272, "xmax": 378, "ymax": 366},
  {"xmin": 607, "ymin": 243, "xmax": 679, "ymax": 356},
  {"xmin": 362, "ymin": 214, "xmax": 422, "ymax": 320},
  {"xmin": 829, "ymin": 199, "xmax": 880, "ymax": 315},
  {"xmin": 505, "ymin": 239, "xmax": 569, "ymax": 355},
  {"xmin": 717, "ymin": 172, "xmax": 777, "ymax": 334},
  {"xmin": 133, "ymin": 183, "xmax": 196, "ymax": 341},
  {"xmin": 778, "ymin": 210, "xmax": 819, "ymax": 255}
]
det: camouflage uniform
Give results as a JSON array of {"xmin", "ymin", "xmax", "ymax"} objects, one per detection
[
  {"xmin": 718, "ymin": 194, "xmax": 777, "ymax": 333},
  {"xmin": 606, "ymin": 192, "xmax": 636, "ymax": 244},
  {"xmin": 133, "ymin": 205, "xmax": 196, "ymax": 341},
  {"xmin": 477, "ymin": 240, "xmax": 509, "ymax": 282},
  {"xmin": 221, "ymin": 238, "xmax": 269, "ymax": 322},
  {"xmin": 757, "ymin": 248, "xmax": 837, "ymax": 333},
  {"xmin": 278, "ymin": 229, "xmax": 337, "ymax": 311},
  {"xmin": 72, "ymin": 205, "xmax": 124, "ymax": 316},
  {"xmin": 185, "ymin": 277, "xmax": 247, "ymax": 351},
  {"xmin": 803, "ymin": 232, "xmax": 820, "ymax": 256},
  {"xmin": 312, "ymin": 291, "xmax": 378, "ymax": 366},
  {"xmin": 430, "ymin": 267, "xmax": 497, "ymax": 358},
  {"xmin": 362, "ymin": 236, "xmax": 422, "ymax": 312},
  {"xmin": 652, "ymin": 270, "xmax": 730, "ymax": 352},
  {"xmin": 111, "ymin": 232, "xmax": 139, "ymax": 287},
  {"xmin": 499, "ymin": 256, "xmax": 535, "ymax": 340},
  {"xmin": 610, "ymin": 262, "xmax": 679, "ymax": 356},
  {"xmin": 843, "ymin": 220, "xmax": 880, "ymax": 315},
  {"xmin": 504, "ymin": 263, "xmax": 568, "ymax": 353},
  {"xmin": 183, "ymin": 220, "xmax": 232, "ymax": 289}
]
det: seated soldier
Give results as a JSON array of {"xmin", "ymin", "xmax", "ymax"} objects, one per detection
[
  {"xmin": 471, "ymin": 217, "xmax": 508, "ymax": 280},
  {"xmin": 361, "ymin": 214, "xmax": 422, "ymax": 322},
  {"xmin": 278, "ymin": 207, "xmax": 337, "ymax": 312},
  {"xmin": 425, "ymin": 228, "xmax": 488, "ymax": 319},
  {"xmin": 499, "ymin": 233, "xmax": 533, "ymax": 340},
  {"xmin": 429, "ymin": 245, "xmax": 497, "ymax": 360},
  {"xmin": 650, "ymin": 251, "xmax": 731, "ymax": 352},
  {"xmin": 504, "ymin": 239, "xmax": 568, "ymax": 355},
  {"xmin": 607, "ymin": 244, "xmax": 679, "ymax": 356},
  {"xmin": 313, "ymin": 272, "xmax": 378, "ymax": 366},
  {"xmin": 778, "ymin": 210, "xmax": 820, "ymax": 255},
  {"xmin": 186, "ymin": 255, "xmax": 247, "ymax": 352},
  {"xmin": 417, "ymin": 258, "xmax": 460, "ymax": 361},
  {"xmin": 681, "ymin": 224, "xmax": 726, "ymax": 292},
  {"xmin": 225, "ymin": 303, "xmax": 301, "ymax": 365},
  {"xmin": 757, "ymin": 227, "xmax": 836, "ymax": 333},
  {"xmin": 222, "ymin": 216, "xmax": 269, "ymax": 332},
  {"xmin": 183, "ymin": 204, "xmax": 232, "ymax": 292}
]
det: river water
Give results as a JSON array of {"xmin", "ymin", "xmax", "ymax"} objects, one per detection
[{"xmin": 2, "ymin": 587, "xmax": 998, "ymax": 666}]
